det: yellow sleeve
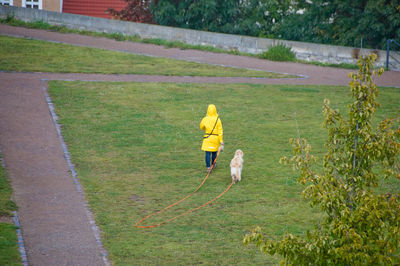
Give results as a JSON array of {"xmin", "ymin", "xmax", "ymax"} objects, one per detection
[
  {"xmin": 217, "ymin": 119, "xmax": 223, "ymax": 143},
  {"xmin": 200, "ymin": 117, "xmax": 206, "ymax": 130}
]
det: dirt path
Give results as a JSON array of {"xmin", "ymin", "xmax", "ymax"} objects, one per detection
[{"xmin": 0, "ymin": 25, "xmax": 399, "ymax": 266}]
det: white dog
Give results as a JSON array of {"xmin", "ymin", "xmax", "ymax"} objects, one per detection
[{"xmin": 230, "ymin": 149, "xmax": 244, "ymax": 184}]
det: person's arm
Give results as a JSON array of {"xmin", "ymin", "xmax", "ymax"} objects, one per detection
[
  {"xmin": 217, "ymin": 119, "xmax": 223, "ymax": 145},
  {"xmin": 200, "ymin": 118, "xmax": 206, "ymax": 130}
]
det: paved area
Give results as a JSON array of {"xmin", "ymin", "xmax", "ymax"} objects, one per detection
[
  {"xmin": 0, "ymin": 24, "xmax": 399, "ymax": 265},
  {"xmin": 0, "ymin": 74, "xmax": 107, "ymax": 265}
]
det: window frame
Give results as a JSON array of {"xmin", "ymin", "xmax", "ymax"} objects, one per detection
[
  {"xmin": 0, "ymin": 0, "xmax": 14, "ymax": 6},
  {"xmin": 22, "ymin": 0, "xmax": 42, "ymax": 9}
]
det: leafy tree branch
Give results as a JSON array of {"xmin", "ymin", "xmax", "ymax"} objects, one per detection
[{"xmin": 244, "ymin": 54, "xmax": 400, "ymax": 265}]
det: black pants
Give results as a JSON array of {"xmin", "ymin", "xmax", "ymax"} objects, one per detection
[{"xmin": 205, "ymin": 151, "xmax": 217, "ymax": 168}]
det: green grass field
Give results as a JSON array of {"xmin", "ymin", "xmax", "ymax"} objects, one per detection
[
  {"xmin": 48, "ymin": 81, "xmax": 400, "ymax": 265},
  {"xmin": 0, "ymin": 223, "xmax": 21, "ymax": 266},
  {"xmin": 0, "ymin": 155, "xmax": 20, "ymax": 266},
  {"xmin": 0, "ymin": 35, "xmax": 296, "ymax": 78},
  {"xmin": 1, "ymin": 33, "xmax": 398, "ymax": 264}
]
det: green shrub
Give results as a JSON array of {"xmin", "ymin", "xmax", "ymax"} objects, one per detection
[
  {"xmin": 259, "ymin": 44, "xmax": 296, "ymax": 62},
  {"xmin": 108, "ymin": 32, "xmax": 125, "ymax": 41}
]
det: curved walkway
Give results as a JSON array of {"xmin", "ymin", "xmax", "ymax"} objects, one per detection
[{"xmin": 0, "ymin": 24, "xmax": 399, "ymax": 265}]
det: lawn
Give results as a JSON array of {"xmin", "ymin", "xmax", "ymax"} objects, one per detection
[
  {"xmin": 0, "ymin": 35, "xmax": 296, "ymax": 78},
  {"xmin": 1, "ymin": 30, "xmax": 397, "ymax": 264},
  {"xmin": 0, "ymin": 155, "xmax": 20, "ymax": 266},
  {"xmin": 48, "ymin": 80, "xmax": 400, "ymax": 265}
]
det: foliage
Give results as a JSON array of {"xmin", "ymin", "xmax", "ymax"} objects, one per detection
[
  {"xmin": 280, "ymin": 0, "xmax": 400, "ymax": 49},
  {"xmin": 150, "ymin": 0, "xmax": 240, "ymax": 33},
  {"xmin": 244, "ymin": 54, "xmax": 400, "ymax": 264},
  {"xmin": 238, "ymin": 0, "xmax": 295, "ymax": 37},
  {"xmin": 149, "ymin": 0, "xmax": 297, "ymax": 37},
  {"xmin": 258, "ymin": 44, "xmax": 296, "ymax": 62},
  {"xmin": 147, "ymin": 0, "xmax": 400, "ymax": 49},
  {"xmin": 107, "ymin": 0, "xmax": 153, "ymax": 23}
]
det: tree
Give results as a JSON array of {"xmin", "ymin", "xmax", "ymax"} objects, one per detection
[
  {"xmin": 112, "ymin": 1, "xmax": 399, "ymax": 49},
  {"xmin": 107, "ymin": 0, "xmax": 153, "ymax": 23},
  {"xmin": 150, "ymin": 0, "xmax": 240, "ymax": 33},
  {"xmin": 149, "ymin": 0, "xmax": 296, "ymax": 37},
  {"xmin": 279, "ymin": 0, "xmax": 400, "ymax": 49},
  {"xmin": 324, "ymin": 0, "xmax": 400, "ymax": 49},
  {"xmin": 236, "ymin": 0, "xmax": 294, "ymax": 37},
  {"xmin": 244, "ymin": 54, "xmax": 400, "ymax": 264}
]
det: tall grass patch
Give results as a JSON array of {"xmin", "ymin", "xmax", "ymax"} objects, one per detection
[
  {"xmin": 48, "ymin": 81, "xmax": 400, "ymax": 265},
  {"xmin": 259, "ymin": 44, "xmax": 296, "ymax": 62}
]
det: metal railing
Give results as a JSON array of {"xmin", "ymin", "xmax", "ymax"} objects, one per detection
[{"xmin": 386, "ymin": 39, "xmax": 400, "ymax": 69}]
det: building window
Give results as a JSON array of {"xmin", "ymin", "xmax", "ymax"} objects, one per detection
[
  {"xmin": 0, "ymin": 0, "xmax": 13, "ymax": 6},
  {"xmin": 22, "ymin": 0, "xmax": 42, "ymax": 9}
]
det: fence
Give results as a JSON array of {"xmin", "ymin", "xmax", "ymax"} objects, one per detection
[{"xmin": 386, "ymin": 39, "xmax": 400, "ymax": 70}]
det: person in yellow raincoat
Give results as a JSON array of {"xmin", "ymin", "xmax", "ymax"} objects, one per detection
[{"xmin": 200, "ymin": 104, "xmax": 224, "ymax": 171}]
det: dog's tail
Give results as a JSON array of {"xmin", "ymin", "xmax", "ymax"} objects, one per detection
[
  {"xmin": 231, "ymin": 166, "xmax": 240, "ymax": 183},
  {"xmin": 231, "ymin": 167, "xmax": 236, "ymax": 183}
]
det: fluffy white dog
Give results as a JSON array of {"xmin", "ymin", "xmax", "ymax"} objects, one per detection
[{"xmin": 230, "ymin": 149, "xmax": 244, "ymax": 184}]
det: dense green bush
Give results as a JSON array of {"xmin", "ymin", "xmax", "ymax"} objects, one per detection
[{"xmin": 147, "ymin": 0, "xmax": 400, "ymax": 50}]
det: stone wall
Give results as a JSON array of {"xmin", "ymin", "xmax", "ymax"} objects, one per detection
[{"xmin": 1, "ymin": 5, "xmax": 398, "ymax": 69}]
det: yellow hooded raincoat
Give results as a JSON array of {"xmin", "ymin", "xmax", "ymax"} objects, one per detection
[{"xmin": 200, "ymin": 104, "xmax": 223, "ymax": 152}]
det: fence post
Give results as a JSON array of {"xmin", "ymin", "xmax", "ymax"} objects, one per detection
[{"xmin": 386, "ymin": 39, "xmax": 391, "ymax": 69}]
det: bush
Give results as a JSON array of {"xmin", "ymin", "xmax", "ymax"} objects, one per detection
[{"xmin": 259, "ymin": 44, "xmax": 296, "ymax": 62}]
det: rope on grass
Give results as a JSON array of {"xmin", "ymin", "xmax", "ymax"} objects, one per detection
[{"xmin": 136, "ymin": 147, "xmax": 233, "ymax": 228}]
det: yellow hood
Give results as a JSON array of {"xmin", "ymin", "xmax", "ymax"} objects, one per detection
[{"xmin": 206, "ymin": 104, "xmax": 218, "ymax": 117}]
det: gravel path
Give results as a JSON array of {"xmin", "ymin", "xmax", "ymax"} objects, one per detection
[{"xmin": 0, "ymin": 24, "xmax": 399, "ymax": 265}]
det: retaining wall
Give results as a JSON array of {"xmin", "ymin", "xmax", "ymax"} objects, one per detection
[{"xmin": 1, "ymin": 5, "xmax": 397, "ymax": 69}]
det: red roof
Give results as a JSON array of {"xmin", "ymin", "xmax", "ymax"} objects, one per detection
[{"xmin": 62, "ymin": 0, "xmax": 127, "ymax": 19}]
